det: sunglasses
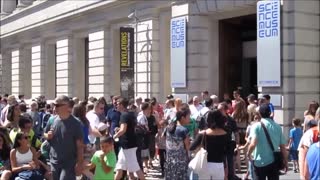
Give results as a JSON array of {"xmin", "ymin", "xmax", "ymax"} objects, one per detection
[{"xmin": 54, "ymin": 103, "xmax": 68, "ymax": 108}]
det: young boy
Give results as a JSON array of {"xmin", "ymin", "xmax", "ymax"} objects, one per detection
[
  {"xmin": 288, "ymin": 118, "xmax": 303, "ymax": 173},
  {"xmin": 155, "ymin": 120, "xmax": 167, "ymax": 177},
  {"xmin": 87, "ymin": 136, "xmax": 117, "ymax": 180}
]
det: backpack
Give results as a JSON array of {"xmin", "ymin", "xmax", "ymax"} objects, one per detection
[
  {"xmin": 196, "ymin": 111, "xmax": 209, "ymax": 130},
  {"xmin": 42, "ymin": 114, "xmax": 51, "ymax": 130},
  {"xmin": 312, "ymin": 129, "xmax": 319, "ymax": 143}
]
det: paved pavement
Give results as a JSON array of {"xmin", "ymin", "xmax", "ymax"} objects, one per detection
[{"xmin": 145, "ymin": 160, "xmax": 300, "ymax": 180}]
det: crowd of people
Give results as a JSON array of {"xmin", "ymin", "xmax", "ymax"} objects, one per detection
[{"xmin": 0, "ymin": 90, "xmax": 319, "ymax": 180}]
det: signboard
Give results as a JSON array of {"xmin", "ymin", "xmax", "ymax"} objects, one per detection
[
  {"xmin": 120, "ymin": 27, "xmax": 135, "ymax": 99},
  {"xmin": 257, "ymin": 0, "xmax": 281, "ymax": 87},
  {"xmin": 170, "ymin": 16, "xmax": 186, "ymax": 88}
]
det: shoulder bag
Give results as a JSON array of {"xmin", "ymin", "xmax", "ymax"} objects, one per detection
[
  {"xmin": 261, "ymin": 122, "xmax": 285, "ymax": 171},
  {"xmin": 188, "ymin": 132, "xmax": 208, "ymax": 173}
]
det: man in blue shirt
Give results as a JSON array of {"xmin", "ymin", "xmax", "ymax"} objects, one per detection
[
  {"xmin": 288, "ymin": 118, "xmax": 303, "ymax": 172},
  {"xmin": 305, "ymin": 141, "xmax": 320, "ymax": 180},
  {"xmin": 247, "ymin": 104, "xmax": 288, "ymax": 180},
  {"xmin": 106, "ymin": 96, "xmax": 121, "ymax": 136},
  {"xmin": 263, "ymin": 94, "xmax": 275, "ymax": 119},
  {"xmin": 106, "ymin": 95, "xmax": 121, "ymax": 155}
]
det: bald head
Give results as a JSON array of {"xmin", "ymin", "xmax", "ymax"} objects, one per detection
[{"xmin": 193, "ymin": 96, "xmax": 199, "ymax": 106}]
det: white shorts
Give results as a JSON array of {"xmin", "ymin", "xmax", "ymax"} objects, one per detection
[
  {"xmin": 199, "ymin": 162, "xmax": 225, "ymax": 179},
  {"xmin": 115, "ymin": 147, "xmax": 141, "ymax": 173}
]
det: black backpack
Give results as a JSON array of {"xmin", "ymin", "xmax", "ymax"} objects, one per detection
[
  {"xmin": 196, "ymin": 111, "xmax": 209, "ymax": 130},
  {"xmin": 42, "ymin": 114, "xmax": 51, "ymax": 130}
]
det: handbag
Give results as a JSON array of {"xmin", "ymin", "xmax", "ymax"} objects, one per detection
[
  {"xmin": 16, "ymin": 169, "xmax": 44, "ymax": 180},
  {"xmin": 188, "ymin": 132, "xmax": 208, "ymax": 173},
  {"xmin": 260, "ymin": 122, "xmax": 285, "ymax": 171}
]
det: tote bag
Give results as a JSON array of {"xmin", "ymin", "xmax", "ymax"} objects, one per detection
[{"xmin": 188, "ymin": 132, "xmax": 208, "ymax": 173}]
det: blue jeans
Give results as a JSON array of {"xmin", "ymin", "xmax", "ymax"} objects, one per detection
[
  {"xmin": 249, "ymin": 160, "xmax": 255, "ymax": 180},
  {"xmin": 227, "ymin": 152, "xmax": 235, "ymax": 180},
  {"xmin": 189, "ymin": 170, "xmax": 199, "ymax": 180}
]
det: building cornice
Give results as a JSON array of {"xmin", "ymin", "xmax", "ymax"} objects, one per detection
[{"xmin": 0, "ymin": 0, "xmax": 129, "ymax": 39}]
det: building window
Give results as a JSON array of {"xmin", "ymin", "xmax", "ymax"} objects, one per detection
[
  {"xmin": 11, "ymin": 50, "xmax": 20, "ymax": 96},
  {"xmin": 56, "ymin": 39, "xmax": 69, "ymax": 96},
  {"xmin": 31, "ymin": 45, "xmax": 42, "ymax": 98}
]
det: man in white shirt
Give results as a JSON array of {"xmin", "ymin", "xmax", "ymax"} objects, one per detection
[
  {"xmin": 135, "ymin": 97, "xmax": 143, "ymax": 113},
  {"xmin": 86, "ymin": 100, "xmax": 107, "ymax": 144},
  {"xmin": 189, "ymin": 96, "xmax": 203, "ymax": 119},
  {"xmin": 298, "ymin": 122, "xmax": 319, "ymax": 179},
  {"xmin": 0, "ymin": 95, "xmax": 16, "ymax": 125}
]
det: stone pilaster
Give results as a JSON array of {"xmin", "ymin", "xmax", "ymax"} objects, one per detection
[
  {"xmin": 171, "ymin": 3, "xmax": 211, "ymax": 97},
  {"xmin": 150, "ymin": 17, "xmax": 160, "ymax": 100},
  {"xmin": 0, "ymin": 52, "xmax": 11, "ymax": 94},
  {"xmin": 158, "ymin": 10, "xmax": 172, "ymax": 103},
  {"xmin": 43, "ymin": 43, "xmax": 56, "ymax": 99},
  {"xmin": 103, "ymin": 27, "xmax": 112, "ymax": 98},
  {"xmin": 20, "ymin": 46, "xmax": 32, "ymax": 99}
]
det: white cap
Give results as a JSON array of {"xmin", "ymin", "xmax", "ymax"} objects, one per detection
[
  {"xmin": 97, "ymin": 122, "xmax": 108, "ymax": 131},
  {"xmin": 210, "ymin": 95, "xmax": 218, "ymax": 99}
]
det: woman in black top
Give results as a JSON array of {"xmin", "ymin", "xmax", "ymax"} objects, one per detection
[{"xmin": 190, "ymin": 109, "xmax": 230, "ymax": 179}]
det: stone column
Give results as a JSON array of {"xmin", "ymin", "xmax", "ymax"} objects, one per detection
[
  {"xmin": 1, "ymin": 0, "xmax": 16, "ymax": 14},
  {"xmin": 44, "ymin": 43, "xmax": 56, "ymax": 99}
]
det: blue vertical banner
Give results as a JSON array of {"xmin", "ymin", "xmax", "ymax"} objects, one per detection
[
  {"xmin": 257, "ymin": 0, "xmax": 281, "ymax": 87},
  {"xmin": 170, "ymin": 16, "xmax": 187, "ymax": 88}
]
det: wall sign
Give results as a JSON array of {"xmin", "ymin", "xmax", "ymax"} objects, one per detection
[
  {"xmin": 170, "ymin": 16, "xmax": 186, "ymax": 88},
  {"xmin": 257, "ymin": 0, "xmax": 281, "ymax": 87},
  {"xmin": 120, "ymin": 27, "xmax": 135, "ymax": 99}
]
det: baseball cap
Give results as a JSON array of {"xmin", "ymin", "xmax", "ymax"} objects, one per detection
[
  {"xmin": 210, "ymin": 95, "xmax": 218, "ymax": 99},
  {"xmin": 98, "ymin": 122, "xmax": 109, "ymax": 131},
  {"xmin": 167, "ymin": 94, "xmax": 174, "ymax": 99}
]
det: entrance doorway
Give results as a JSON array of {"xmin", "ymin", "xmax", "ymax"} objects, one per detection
[{"xmin": 219, "ymin": 14, "xmax": 257, "ymax": 99}]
